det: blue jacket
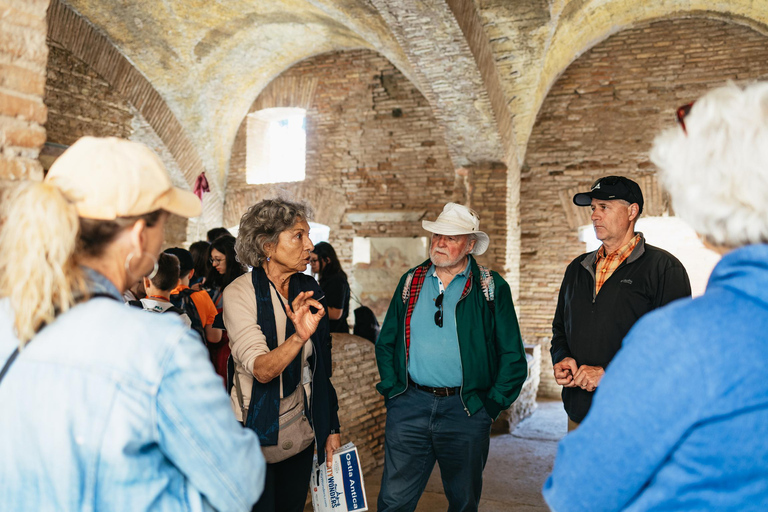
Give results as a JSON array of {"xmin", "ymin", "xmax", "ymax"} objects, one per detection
[
  {"xmin": 0, "ymin": 269, "xmax": 265, "ymax": 512},
  {"xmin": 544, "ymin": 244, "xmax": 768, "ymax": 511}
]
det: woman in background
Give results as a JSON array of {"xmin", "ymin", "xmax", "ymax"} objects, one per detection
[
  {"xmin": 206, "ymin": 234, "xmax": 246, "ymax": 382},
  {"xmin": 310, "ymin": 242, "xmax": 350, "ymax": 333},
  {"xmin": 188, "ymin": 240, "xmax": 210, "ymax": 290}
]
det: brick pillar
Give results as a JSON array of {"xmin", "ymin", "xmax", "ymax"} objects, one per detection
[{"xmin": 0, "ymin": 0, "xmax": 50, "ymax": 185}]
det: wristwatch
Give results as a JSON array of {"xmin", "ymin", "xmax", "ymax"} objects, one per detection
[{"xmin": 329, "ymin": 428, "xmax": 340, "ymax": 435}]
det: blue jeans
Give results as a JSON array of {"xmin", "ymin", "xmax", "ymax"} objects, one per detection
[{"xmin": 378, "ymin": 386, "xmax": 494, "ymax": 512}]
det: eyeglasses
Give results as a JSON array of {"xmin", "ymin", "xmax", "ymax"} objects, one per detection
[
  {"xmin": 210, "ymin": 257, "xmax": 225, "ymax": 265},
  {"xmin": 434, "ymin": 292, "xmax": 444, "ymax": 328},
  {"xmin": 676, "ymin": 102, "xmax": 694, "ymax": 135}
]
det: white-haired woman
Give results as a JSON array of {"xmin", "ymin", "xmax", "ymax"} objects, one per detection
[
  {"xmin": 544, "ymin": 82, "xmax": 768, "ymax": 510},
  {"xmin": 225, "ymin": 198, "xmax": 341, "ymax": 512},
  {"xmin": 0, "ymin": 137, "xmax": 265, "ymax": 512}
]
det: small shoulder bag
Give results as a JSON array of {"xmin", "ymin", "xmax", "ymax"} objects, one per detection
[{"xmin": 233, "ymin": 351, "xmax": 314, "ymax": 463}]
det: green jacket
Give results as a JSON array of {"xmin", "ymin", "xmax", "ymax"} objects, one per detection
[{"xmin": 375, "ymin": 256, "xmax": 528, "ymax": 420}]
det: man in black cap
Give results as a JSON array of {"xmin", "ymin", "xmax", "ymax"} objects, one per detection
[{"xmin": 551, "ymin": 176, "xmax": 691, "ymax": 430}]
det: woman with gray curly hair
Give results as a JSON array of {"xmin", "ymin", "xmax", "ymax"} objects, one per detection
[
  {"xmin": 545, "ymin": 81, "xmax": 768, "ymax": 510},
  {"xmin": 224, "ymin": 198, "xmax": 341, "ymax": 512}
]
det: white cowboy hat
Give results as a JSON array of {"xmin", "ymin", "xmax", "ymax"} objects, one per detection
[{"xmin": 422, "ymin": 203, "xmax": 490, "ymax": 255}]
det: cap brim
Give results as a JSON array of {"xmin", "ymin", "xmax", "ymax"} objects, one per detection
[
  {"xmin": 159, "ymin": 187, "xmax": 202, "ymax": 218},
  {"xmin": 573, "ymin": 190, "xmax": 617, "ymax": 206}
]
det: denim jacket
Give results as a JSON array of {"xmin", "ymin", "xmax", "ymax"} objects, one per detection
[{"xmin": 0, "ymin": 269, "xmax": 265, "ymax": 511}]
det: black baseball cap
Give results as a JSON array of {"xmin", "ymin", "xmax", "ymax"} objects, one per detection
[{"xmin": 573, "ymin": 176, "xmax": 644, "ymax": 215}]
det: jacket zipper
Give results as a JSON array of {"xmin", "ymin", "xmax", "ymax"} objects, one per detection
[{"xmin": 455, "ymin": 278, "xmax": 469, "ymax": 416}]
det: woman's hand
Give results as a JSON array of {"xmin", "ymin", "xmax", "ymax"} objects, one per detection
[
  {"xmin": 285, "ymin": 291, "xmax": 325, "ymax": 341},
  {"xmin": 324, "ymin": 433, "xmax": 342, "ymax": 468}
]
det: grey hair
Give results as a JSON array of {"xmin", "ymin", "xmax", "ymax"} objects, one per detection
[
  {"xmin": 650, "ymin": 81, "xmax": 768, "ymax": 248},
  {"xmin": 235, "ymin": 198, "xmax": 313, "ymax": 267},
  {"xmin": 466, "ymin": 233, "xmax": 479, "ymax": 254}
]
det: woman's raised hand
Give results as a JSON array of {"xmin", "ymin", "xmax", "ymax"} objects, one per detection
[{"xmin": 286, "ymin": 291, "xmax": 325, "ymax": 341}]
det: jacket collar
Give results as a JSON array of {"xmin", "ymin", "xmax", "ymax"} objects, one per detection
[
  {"xmin": 582, "ymin": 233, "xmax": 646, "ymax": 270},
  {"xmin": 82, "ymin": 267, "xmax": 123, "ymax": 302}
]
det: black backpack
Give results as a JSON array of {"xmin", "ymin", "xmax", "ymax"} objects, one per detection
[
  {"xmin": 353, "ymin": 305, "xmax": 380, "ymax": 343},
  {"xmin": 170, "ymin": 288, "xmax": 206, "ymax": 344}
]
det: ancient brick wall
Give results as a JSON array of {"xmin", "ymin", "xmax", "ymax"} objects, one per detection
[
  {"xmin": 226, "ymin": 49, "xmax": 509, "ymax": 319},
  {"xmin": 330, "ymin": 333, "xmax": 386, "ymax": 475},
  {"xmin": 0, "ymin": 0, "xmax": 51, "ymax": 185},
  {"xmin": 44, "ymin": 42, "xmax": 134, "ymax": 146},
  {"xmin": 42, "ymin": 41, "xmax": 191, "ymax": 246},
  {"xmin": 227, "ymin": 49, "xmax": 455, "ymax": 242},
  {"xmin": 519, "ymin": 17, "xmax": 768, "ymax": 396}
]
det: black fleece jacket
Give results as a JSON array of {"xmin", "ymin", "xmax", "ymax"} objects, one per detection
[{"xmin": 551, "ymin": 236, "xmax": 691, "ymax": 423}]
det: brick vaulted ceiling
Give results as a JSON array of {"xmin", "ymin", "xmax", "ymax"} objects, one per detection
[{"xmin": 57, "ymin": 0, "xmax": 768, "ymax": 196}]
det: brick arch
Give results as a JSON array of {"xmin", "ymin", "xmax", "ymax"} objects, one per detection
[
  {"xmin": 249, "ymin": 75, "xmax": 320, "ymax": 112},
  {"xmin": 224, "ymin": 74, "xmax": 328, "ymax": 227},
  {"xmin": 518, "ymin": 16, "xmax": 768, "ymax": 357},
  {"xmin": 46, "ymin": 0, "xmax": 206, "ymax": 191},
  {"xmin": 522, "ymin": 3, "xmax": 768, "ymax": 154}
]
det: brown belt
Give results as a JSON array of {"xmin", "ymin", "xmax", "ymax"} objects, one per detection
[{"xmin": 408, "ymin": 377, "xmax": 459, "ymax": 397}]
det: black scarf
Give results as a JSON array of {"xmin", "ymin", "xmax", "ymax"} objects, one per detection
[{"xmin": 244, "ymin": 266, "xmax": 331, "ymax": 447}]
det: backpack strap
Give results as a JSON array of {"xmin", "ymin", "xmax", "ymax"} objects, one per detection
[
  {"xmin": 402, "ymin": 263, "xmax": 496, "ymax": 313},
  {"xmin": 1, "ymin": 292, "xmax": 120, "ymax": 387},
  {"xmin": 0, "ymin": 348, "xmax": 20, "ymax": 387},
  {"xmin": 163, "ymin": 305, "xmax": 187, "ymax": 316},
  {"xmin": 170, "ymin": 289, "xmax": 206, "ymax": 343},
  {"xmin": 401, "ymin": 270, "xmax": 415, "ymax": 305},
  {"xmin": 477, "ymin": 264, "xmax": 495, "ymax": 313}
]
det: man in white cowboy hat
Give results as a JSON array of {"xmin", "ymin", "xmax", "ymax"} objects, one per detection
[{"xmin": 375, "ymin": 202, "xmax": 528, "ymax": 512}]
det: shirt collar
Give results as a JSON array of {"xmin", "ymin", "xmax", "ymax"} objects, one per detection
[
  {"xmin": 427, "ymin": 258, "xmax": 471, "ymax": 278},
  {"xmin": 597, "ymin": 233, "xmax": 641, "ymax": 261},
  {"xmin": 82, "ymin": 267, "xmax": 123, "ymax": 301}
]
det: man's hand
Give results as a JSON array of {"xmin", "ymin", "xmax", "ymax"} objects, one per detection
[
  {"xmin": 572, "ymin": 365, "xmax": 604, "ymax": 392},
  {"xmin": 553, "ymin": 357, "xmax": 578, "ymax": 387}
]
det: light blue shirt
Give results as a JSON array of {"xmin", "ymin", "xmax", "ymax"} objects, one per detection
[
  {"xmin": 0, "ymin": 268, "xmax": 265, "ymax": 512},
  {"xmin": 408, "ymin": 260, "xmax": 469, "ymax": 387}
]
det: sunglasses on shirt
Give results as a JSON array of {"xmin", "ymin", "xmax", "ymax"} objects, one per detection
[{"xmin": 434, "ymin": 292, "xmax": 444, "ymax": 328}]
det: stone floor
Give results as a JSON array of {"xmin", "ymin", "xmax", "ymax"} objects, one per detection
[{"xmin": 306, "ymin": 398, "xmax": 567, "ymax": 511}]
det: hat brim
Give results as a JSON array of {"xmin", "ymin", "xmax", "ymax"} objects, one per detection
[
  {"xmin": 422, "ymin": 220, "xmax": 490, "ymax": 255},
  {"xmin": 158, "ymin": 187, "xmax": 202, "ymax": 218}
]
